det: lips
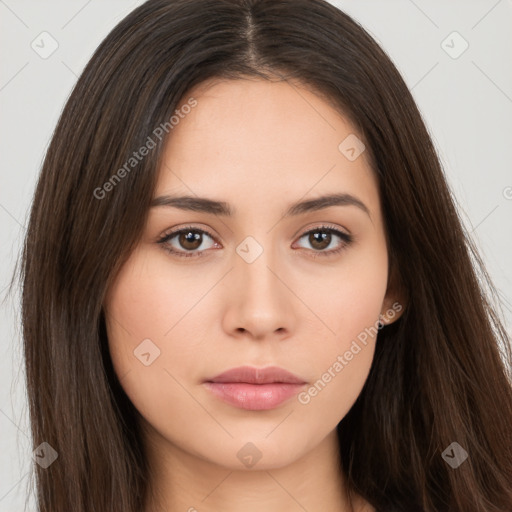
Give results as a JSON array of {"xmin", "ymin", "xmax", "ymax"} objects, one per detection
[
  {"xmin": 203, "ymin": 366, "xmax": 307, "ymax": 410},
  {"xmin": 206, "ymin": 366, "xmax": 307, "ymax": 385}
]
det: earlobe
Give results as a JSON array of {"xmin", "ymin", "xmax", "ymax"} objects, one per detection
[
  {"xmin": 379, "ymin": 299, "xmax": 405, "ymax": 327},
  {"xmin": 379, "ymin": 261, "xmax": 407, "ymax": 327}
]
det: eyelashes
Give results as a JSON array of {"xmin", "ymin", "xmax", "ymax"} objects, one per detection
[
  {"xmin": 157, "ymin": 225, "xmax": 218, "ymax": 259},
  {"xmin": 295, "ymin": 225, "xmax": 353, "ymax": 258},
  {"xmin": 156, "ymin": 224, "xmax": 354, "ymax": 260}
]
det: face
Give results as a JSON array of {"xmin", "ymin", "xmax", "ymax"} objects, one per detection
[{"xmin": 104, "ymin": 77, "xmax": 402, "ymax": 471}]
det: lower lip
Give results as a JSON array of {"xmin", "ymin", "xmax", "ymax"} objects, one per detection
[{"xmin": 203, "ymin": 382, "xmax": 306, "ymax": 410}]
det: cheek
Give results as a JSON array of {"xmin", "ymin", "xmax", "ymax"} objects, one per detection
[
  {"xmin": 295, "ymin": 239, "xmax": 388, "ymax": 417},
  {"xmin": 303, "ymin": 234, "xmax": 388, "ymax": 345},
  {"xmin": 102, "ymin": 233, "xmax": 389, "ymax": 468},
  {"xmin": 103, "ymin": 249, "xmax": 215, "ymax": 418},
  {"xmin": 105, "ymin": 245, "xmax": 218, "ymax": 352}
]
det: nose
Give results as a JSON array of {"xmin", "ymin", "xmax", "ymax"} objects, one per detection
[{"xmin": 221, "ymin": 243, "xmax": 297, "ymax": 341}]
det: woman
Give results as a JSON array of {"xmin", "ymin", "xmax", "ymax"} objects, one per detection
[{"xmin": 16, "ymin": 0, "xmax": 512, "ymax": 511}]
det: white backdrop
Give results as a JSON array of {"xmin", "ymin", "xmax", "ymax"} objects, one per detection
[{"xmin": 0, "ymin": 1, "xmax": 511, "ymax": 510}]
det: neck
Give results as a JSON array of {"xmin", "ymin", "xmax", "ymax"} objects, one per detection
[{"xmin": 142, "ymin": 425, "xmax": 357, "ymax": 512}]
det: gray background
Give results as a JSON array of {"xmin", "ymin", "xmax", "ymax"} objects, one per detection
[{"xmin": 1, "ymin": 0, "xmax": 511, "ymax": 510}]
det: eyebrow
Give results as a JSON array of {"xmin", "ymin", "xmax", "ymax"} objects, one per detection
[{"xmin": 150, "ymin": 192, "xmax": 371, "ymax": 219}]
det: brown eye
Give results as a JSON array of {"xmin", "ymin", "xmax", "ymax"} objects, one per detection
[
  {"xmin": 308, "ymin": 230, "xmax": 332, "ymax": 251},
  {"xmin": 157, "ymin": 227, "xmax": 217, "ymax": 258},
  {"xmin": 295, "ymin": 226, "xmax": 353, "ymax": 258},
  {"xmin": 178, "ymin": 230, "xmax": 203, "ymax": 250}
]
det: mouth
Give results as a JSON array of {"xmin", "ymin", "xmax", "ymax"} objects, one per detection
[{"xmin": 203, "ymin": 365, "xmax": 307, "ymax": 411}]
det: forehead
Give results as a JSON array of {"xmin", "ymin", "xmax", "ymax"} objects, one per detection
[{"xmin": 156, "ymin": 78, "xmax": 378, "ymax": 216}]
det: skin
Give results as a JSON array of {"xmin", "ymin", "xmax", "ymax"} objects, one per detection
[{"xmin": 104, "ymin": 77, "xmax": 404, "ymax": 512}]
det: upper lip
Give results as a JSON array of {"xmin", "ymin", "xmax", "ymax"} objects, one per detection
[{"xmin": 205, "ymin": 366, "xmax": 307, "ymax": 385}]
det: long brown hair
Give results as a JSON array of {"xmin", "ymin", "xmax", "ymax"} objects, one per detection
[{"xmin": 13, "ymin": 0, "xmax": 512, "ymax": 510}]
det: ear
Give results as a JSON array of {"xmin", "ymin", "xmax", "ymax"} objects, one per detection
[{"xmin": 379, "ymin": 262, "xmax": 407, "ymax": 327}]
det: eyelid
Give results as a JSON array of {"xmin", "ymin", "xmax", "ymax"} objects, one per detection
[
  {"xmin": 158, "ymin": 222, "xmax": 351, "ymax": 242},
  {"xmin": 296, "ymin": 222, "xmax": 350, "ymax": 238},
  {"xmin": 157, "ymin": 222, "xmax": 353, "ymax": 258},
  {"xmin": 293, "ymin": 224, "xmax": 353, "ymax": 256},
  {"xmin": 157, "ymin": 223, "xmax": 218, "ymax": 243},
  {"xmin": 156, "ymin": 224, "xmax": 219, "ymax": 257}
]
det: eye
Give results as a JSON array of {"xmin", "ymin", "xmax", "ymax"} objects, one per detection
[
  {"xmin": 157, "ymin": 226, "xmax": 218, "ymax": 259},
  {"xmin": 293, "ymin": 225, "xmax": 353, "ymax": 258},
  {"xmin": 157, "ymin": 224, "xmax": 353, "ymax": 259}
]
